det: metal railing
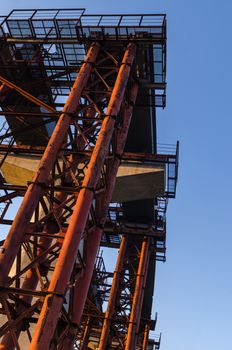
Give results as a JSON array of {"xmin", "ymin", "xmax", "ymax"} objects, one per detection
[
  {"xmin": 0, "ymin": 10, "xmax": 165, "ymax": 41},
  {"xmin": 157, "ymin": 141, "xmax": 179, "ymax": 198},
  {"xmin": 148, "ymin": 332, "xmax": 161, "ymax": 350}
]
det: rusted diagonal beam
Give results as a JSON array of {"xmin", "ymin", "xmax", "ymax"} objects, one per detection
[
  {"xmin": 8, "ymin": 243, "xmax": 59, "ymax": 285},
  {"xmin": 0, "ymin": 300, "xmax": 41, "ymax": 338},
  {"xmin": 0, "ymin": 286, "xmax": 62, "ymax": 298},
  {"xmin": 0, "ymin": 76, "xmax": 56, "ymax": 113},
  {"xmin": 0, "ymin": 191, "xmax": 17, "ymax": 203},
  {"xmin": 0, "ymin": 117, "xmax": 54, "ymax": 142}
]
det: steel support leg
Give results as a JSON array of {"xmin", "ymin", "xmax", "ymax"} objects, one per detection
[
  {"xmin": 142, "ymin": 324, "xmax": 150, "ymax": 350},
  {"xmin": 134, "ymin": 248, "xmax": 150, "ymax": 346},
  {"xmin": 125, "ymin": 237, "xmax": 150, "ymax": 350},
  {"xmin": 80, "ymin": 318, "xmax": 91, "ymax": 350},
  {"xmin": 98, "ymin": 235, "xmax": 128, "ymax": 350},
  {"xmin": 0, "ymin": 75, "xmax": 56, "ymax": 113},
  {"xmin": 59, "ymin": 82, "xmax": 138, "ymax": 350},
  {"xmin": 29, "ymin": 42, "xmax": 137, "ymax": 350}
]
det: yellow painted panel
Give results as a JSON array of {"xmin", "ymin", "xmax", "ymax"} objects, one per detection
[{"xmin": 1, "ymin": 162, "xmax": 35, "ymax": 186}]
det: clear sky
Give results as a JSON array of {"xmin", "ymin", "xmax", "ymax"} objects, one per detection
[{"xmin": 0, "ymin": 1, "xmax": 231, "ymax": 350}]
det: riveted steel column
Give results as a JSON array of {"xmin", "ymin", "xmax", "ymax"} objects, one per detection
[{"xmin": 29, "ymin": 42, "xmax": 137, "ymax": 350}]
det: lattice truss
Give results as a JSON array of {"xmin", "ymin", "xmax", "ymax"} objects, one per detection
[
  {"xmin": 74, "ymin": 235, "xmax": 162, "ymax": 350},
  {"xmin": 81, "ymin": 237, "xmax": 150, "ymax": 349},
  {"xmin": 0, "ymin": 40, "xmax": 141, "ymax": 349},
  {"xmin": 0, "ymin": 9, "xmax": 179, "ymax": 350}
]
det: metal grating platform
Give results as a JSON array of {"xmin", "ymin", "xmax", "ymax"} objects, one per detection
[{"xmin": 0, "ymin": 9, "xmax": 166, "ymax": 108}]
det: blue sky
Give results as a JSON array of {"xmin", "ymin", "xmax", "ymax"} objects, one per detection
[{"xmin": 1, "ymin": 1, "xmax": 231, "ymax": 349}]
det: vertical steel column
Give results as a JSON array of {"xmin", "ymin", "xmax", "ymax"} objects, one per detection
[
  {"xmin": 80, "ymin": 318, "xmax": 91, "ymax": 350},
  {"xmin": 125, "ymin": 237, "xmax": 150, "ymax": 350},
  {"xmin": 98, "ymin": 235, "xmax": 128, "ymax": 350},
  {"xmin": 59, "ymin": 82, "xmax": 139, "ymax": 350},
  {"xmin": 0, "ymin": 43, "xmax": 100, "ymax": 284},
  {"xmin": 71, "ymin": 81, "xmax": 139, "ymax": 323},
  {"xmin": 134, "ymin": 247, "xmax": 150, "ymax": 346},
  {"xmin": 29, "ymin": 42, "xmax": 137, "ymax": 350},
  {"xmin": 60, "ymin": 316, "xmax": 92, "ymax": 350},
  {"xmin": 142, "ymin": 324, "xmax": 150, "ymax": 350}
]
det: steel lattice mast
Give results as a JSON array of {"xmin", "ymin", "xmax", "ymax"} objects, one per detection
[{"xmin": 0, "ymin": 9, "xmax": 178, "ymax": 350}]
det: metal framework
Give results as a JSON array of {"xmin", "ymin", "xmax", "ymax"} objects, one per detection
[{"xmin": 0, "ymin": 9, "xmax": 178, "ymax": 350}]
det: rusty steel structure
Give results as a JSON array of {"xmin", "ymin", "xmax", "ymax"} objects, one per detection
[{"xmin": 0, "ymin": 9, "xmax": 178, "ymax": 350}]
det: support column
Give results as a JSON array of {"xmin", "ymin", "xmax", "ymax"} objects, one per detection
[
  {"xmin": 80, "ymin": 318, "xmax": 91, "ymax": 350},
  {"xmin": 72, "ymin": 81, "xmax": 139, "ymax": 326},
  {"xmin": 98, "ymin": 235, "xmax": 128, "ymax": 350},
  {"xmin": 29, "ymin": 42, "xmax": 137, "ymax": 350},
  {"xmin": 142, "ymin": 324, "xmax": 150, "ymax": 350},
  {"xmin": 125, "ymin": 237, "xmax": 150, "ymax": 350},
  {"xmin": 59, "ymin": 82, "xmax": 138, "ymax": 350},
  {"xmin": 134, "ymin": 249, "xmax": 150, "ymax": 346},
  {"xmin": 0, "ymin": 42, "xmax": 100, "ymax": 285}
]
